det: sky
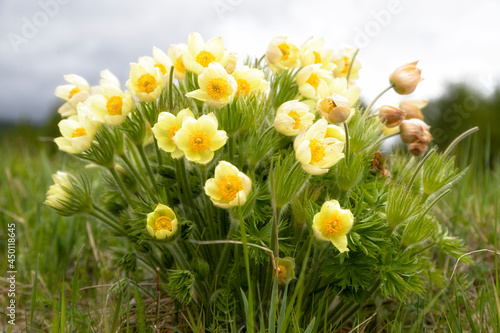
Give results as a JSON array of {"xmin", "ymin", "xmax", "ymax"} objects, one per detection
[{"xmin": 0, "ymin": 0, "xmax": 499, "ymax": 123}]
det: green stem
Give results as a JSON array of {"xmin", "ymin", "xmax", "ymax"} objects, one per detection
[
  {"xmin": 365, "ymin": 84, "xmax": 394, "ymax": 114},
  {"xmin": 345, "ymin": 48, "xmax": 359, "ymax": 86},
  {"xmin": 90, "ymin": 210, "xmax": 126, "ymax": 236},
  {"xmin": 168, "ymin": 66, "xmax": 175, "ymax": 111},
  {"xmin": 108, "ymin": 166, "xmax": 134, "ymax": 206},
  {"xmin": 120, "ymin": 153, "xmax": 156, "ymax": 201},
  {"xmin": 154, "ymin": 138, "xmax": 163, "ymax": 170},
  {"xmin": 137, "ymin": 144, "xmax": 159, "ymax": 198},
  {"xmin": 238, "ymin": 206, "xmax": 254, "ymax": 333},
  {"xmin": 443, "ymin": 126, "xmax": 479, "ymax": 157},
  {"xmin": 343, "ymin": 122, "xmax": 350, "ymax": 163}
]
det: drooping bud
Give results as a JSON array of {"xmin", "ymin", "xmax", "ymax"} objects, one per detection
[
  {"xmin": 408, "ymin": 141, "xmax": 429, "ymax": 156},
  {"xmin": 378, "ymin": 105, "xmax": 406, "ymax": 128},
  {"xmin": 389, "ymin": 61, "xmax": 422, "ymax": 95},
  {"xmin": 316, "ymin": 93, "xmax": 351, "ymax": 123},
  {"xmin": 399, "ymin": 119, "xmax": 432, "ymax": 144},
  {"xmin": 399, "ymin": 99, "xmax": 428, "ymax": 120}
]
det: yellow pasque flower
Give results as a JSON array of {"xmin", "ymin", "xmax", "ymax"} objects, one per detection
[
  {"xmin": 55, "ymin": 74, "xmax": 90, "ymax": 118},
  {"xmin": 325, "ymin": 124, "xmax": 347, "ymax": 142},
  {"xmin": 182, "ymin": 32, "xmax": 229, "ymax": 74},
  {"xmin": 224, "ymin": 52, "xmax": 238, "ymax": 74},
  {"xmin": 300, "ymin": 37, "xmax": 335, "ymax": 71},
  {"xmin": 294, "ymin": 119, "xmax": 345, "ymax": 175},
  {"xmin": 204, "ymin": 161, "xmax": 252, "ymax": 209},
  {"xmin": 266, "ymin": 36, "xmax": 301, "ymax": 72},
  {"xmin": 152, "ymin": 109, "xmax": 194, "ymax": 158},
  {"xmin": 168, "ymin": 44, "xmax": 187, "ymax": 80},
  {"xmin": 126, "ymin": 62, "xmax": 165, "ymax": 102},
  {"xmin": 139, "ymin": 46, "xmax": 173, "ymax": 83},
  {"xmin": 54, "ymin": 104, "xmax": 98, "ymax": 154},
  {"xmin": 313, "ymin": 200, "xmax": 354, "ymax": 253},
  {"xmin": 174, "ymin": 113, "xmax": 227, "ymax": 164},
  {"xmin": 274, "ymin": 257, "xmax": 296, "ymax": 285},
  {"xmin": 332, "ymin": 48, "xmax": 361, "ymax": 81},
  {"xmin": 297, "ymin": 64, "xmax": 334, "ymax": 100},
  {"xmin": 186, "ymin": 62, "xmax": 237, "ymax": 108},
  {"xmin": 45, "ymin": 171, "xmax": 73, "ymax": 210},
  {"xmin": 99, "ymin": 69, "xmax": 121, "ymax": 88},
  {"xmin": 85, "ymin": 84, "xmax": 135, "ymax": 126},
  {"xmin": 231, "ymin": 66, "xmax": 269, "ymax": 96},
  {"xmin": 274, "ymin": 100, "xmax": 315, "ymax": 136},
  {"xmin": 146, "ymin": 203, "xmax": 178, "ymax": 240},
  {"xmin": 328, "ymin": 77, "xmax": 359, "ymax": 106}
]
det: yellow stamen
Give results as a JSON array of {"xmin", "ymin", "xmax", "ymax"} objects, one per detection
[
  {"xmin": 313, "ymin": 51, "xmax": 322, "ymax": 64},
  {"xmin": 306, "ymin": 73, "xmax": 320, "ymax": 89},
  {"xmin": 309, "ymin": 139, "xmax": 325, "ymax": 164},
  {"xmin": 237, "ymin": 79, "xmax": 251, "ymax": 95},
  {"xmin": 137, "ymin": 74, "xmax": 158, "ymax": 94},
  {"xmin": 168, "ymin": 125, "xmax": 181, "ymax": 140},
  {"xmin": 218, "ymin": 175, "xmax": 243, "ymax": 201},
  {"xmin": 322, "ymin": 214, "xmax": 343, "ymax": 236},
  {"xmin": 106, "ymin": 96, "xmax": 123, "ymax": 116},
  {"xmin": 155, "ymin": 216, "xmax": 172, "ymax": 232},
  {"xmin": 341, "ymin": 56, "xmax": 351, "ymax": 74},
  {"xmin": 206, "ymin": 78, "xmax": 229, "ymax": 99},
  {"xmin": 278, "ymin": 43, "xmax": 290, "ymax": 61},
  {"xmin": 71, "ymin": 127, "xmax": 87, "ymax": 138},
  {"xmin": 155, "ymin": 63, "xmax": 167, "ymax": 75},
  {"xmin": 175, "ymin": 57, "xmax": 186, "ymax": 74},
  {"xmin": 288, "ymin": 110, "xmax": 301, "ymax": 130},
  {"xmin": 188, "ymin": 130, "xmax": 210, "ymax": 152},
  {"xmin": 195, "ymin": 50, "xmax": 216, "ymax": 67},
  {"xmin": 277, "ymin": 264, "xmax": 287, "ymax": 282},
  {"xmin": 69, "ymin": 87, "xmax": 80, "ymax": 99}
]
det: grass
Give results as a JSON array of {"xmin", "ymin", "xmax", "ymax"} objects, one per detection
[{"xmin": 0, "ymin": 133, "xmax": 499, "ymax": 332}]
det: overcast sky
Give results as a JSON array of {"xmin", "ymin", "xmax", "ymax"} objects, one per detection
[{"xmin": 0, "ymin": 0, "xmax": 499, "ymax": 123}]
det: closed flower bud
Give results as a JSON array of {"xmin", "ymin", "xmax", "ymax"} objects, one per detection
[
  {"xmin": 389, "ymin": 61, "xmax": 422, "ymax": 95},
  {"xmin": 408, "ymin": 141, "xmax": 429, "ymax": 156},
  {"xmin": 399, "ymin": 99, "xmax": 428, "ymax": 120},
  {"xmin": 378, "ymin": 105, "xmax": 406, "ymax": 128},
  {"xmin": 317, "ymin": 93, "xmax": 351, "ymax": 123},
  {"xmin": 399, "ymin": 119, "xmax": 431, "ymax": 144}
]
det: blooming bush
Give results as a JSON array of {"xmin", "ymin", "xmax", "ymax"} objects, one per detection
[{"xmin": 46, "ymin": 33, "xmax": 471, "ymax": 331}]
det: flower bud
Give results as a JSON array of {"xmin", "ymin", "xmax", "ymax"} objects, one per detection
[
  {"xmin": 408, "ymin": 141, "xmax": 429, "ymax": 156},
  {"xmin": 389, "ymin": 61, "xmax": 422, "ymax": 95},
  {"xmin": 378, "ymin": 105, "xmax": 406, "ymax": 128},
  {"xmin": 399, "ymin": 119, "xmax": 432, "ymax": 144},
  {"xmin": 224, "ymin": 52, "xmax": 238, "ymax": 74},
  {"xmin": 316, "ymin": 93, "xmax": 351, "ymax": 123},
  {"xmin": 399, "ymin": 99, "xmax": 428, "ymax": 120}
]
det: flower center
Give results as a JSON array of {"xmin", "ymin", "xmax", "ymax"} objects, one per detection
[
  {"xmin": 206, "ymin": 78, "xmax": 229, "ymax": 99},
  {"xmin": 277, "ymin": 264, "xmax": 287, "ymax": 282},
  {"xmin": 168, "ymin": 125, "xmax": 181, "ymax": 140},
  {"xmin": 71, "ymin": 127, "xmax": 87, "ymax": 138},
  {"xmin": 106, "ymin": 96, "xmax": 123, "ymax": 115},
  {"xmin": 155, "ymin": 63, "xmax": 167, "ymax": 75},
  {"xmin": 306, "ymin": 73, "xmax": 320, "ymax": 89},
  {"xmin": 288, "ymin": 110, "xmax": 301, "ymax": 130},
  {"xmin": 322, "ymin": 214, "xmax": 343, "ymax": 236},
  {"xmin": 137, "ymin": 74, "xmax": 158, "ymax": 94},
  {"xmin": 237, "ymin": 79, "xmax": 251, "ymax": 95},
  {"xmin": 341, "ymin": 56, "xmax": 351, "ymax": 74},
  {"xmin": 175, "ymin": 57, "xmax": 186, "ymax": 74},
  {"xmin": 313, "ymin": 51, "xmax": 322, "ymax": 64},
  {"xmin": 155, "ymin": 216, "xmax": 172, "ymax": 232},
  {"xmin": 195, "ymin": 50, "xmax": 216, "ymax": 67},
  {"xmin": 69, "ymin": 87, "xmax": 80, "ymax": 99},
  {"xmin": 218, "ymin": 175, "xmax": 243, "ymax": 201},
  {"xmin": 309, "ymin": 139, "xmax": 325, "ymax": 164},
  {"xmin": 278, "ymin": 43, "xmax": 290, "ymax": 61},
  {"xmin": 188, "ymin": 130, "xmax": 210, "ymax": 151}
]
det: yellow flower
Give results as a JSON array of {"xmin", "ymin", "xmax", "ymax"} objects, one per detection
[
  {"xmin": 294, "ymin": 119, "xmax": 345, "ymax": 175},
  {"xmin": 231, "ymin": 66, "xmax": 269, "ymax": 96},
  {"xmin": 325, "ymin": 124, "xmax": 346, "ymax": 142},
  {"xmin": 389, "ymin": 61, "xmax": 422, "ymax": 95},
  {"xmin": 182, "ymin": 32, "xmax": 229, "ymax": 74},
  {"xmin": 152, "ymin": 109, "xmax": 194, "ymax": 158},
  {"xmin": 274, "ymin": 257, "xmax": 296, "ymax": 285},
  {"xmin": 328, "ymin": 77, "xmax": 359, "ymax": 106},
  {"xmin": 186, "ymin": 62, "xmax": 237, "ymax": 108},
  {"xmin": 45, "ymin": 171, "xmax": 73, "ymax": 210},
  {"xmin": 274, "ymin": 100, "xmax": 315, "ymax": 136},
  {"xmin": 99, "ymin": 69, "xmax": 121, "ymax": 88},
  {"xmin": 139, "ymin": 46, "xmax": 173, "ymax": 83},
  {"xmin": 297, "ymin": 64, "xmax": 334, "ymax": 100},
  {"xmin": 332, "ymin": 48, "xmax": 361, "ymax": 81},
  {"xmin": 204, "ymin": 161, "xmax": 252, "ymax": 209},
  {"xmin": 54, "ymin": 104, "xmax": 98, "ymax": 154},
  {"xmin": 224, "ymin": 52, "xmax": 238, "ymax": 74},
  {"xmin": 265, "ymin": 36, "xmax": 301, "ymax": 72},
  {"xmin": 168, "ymin": 43, "xmax": 187, "ymax": 80},
  {"xmin": 85, "ymin": 84, "xmax": 135, "ymax": 126},
  {"xmin": 300, "ymin": 37, "xmax": 335, "ymax": 71},
  {"xmin": 126, "ymin": 62, "xmax": 165, "ymax": 102},
  {"xmin": 55, "ymin": 74, "xmax": 90, "ymax": 118},
  {"xmin": 313, "ymin": 200, "xmax": 354, "ymax": 253},
  {"xmin": 146, "ymin": 203, "xmax": 178, "ymax": 240},
  {"xmin": 174, "ymin": 113, "xmax": 227, "ymax": 164}
]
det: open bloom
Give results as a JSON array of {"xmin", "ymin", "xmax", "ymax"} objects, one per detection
[
  {"xmin": 300, "ymin": 37, "xmax": 335, "ymax": 71},
  {"xmin": 139, "ymin": 46, "xmax": 173, "ymax": 83},
  {"xmin": 152, "ymin": 109, "xmax": 194, "ymax": 158},
  {"xmin": 390, "ymin": 61, "xmax": 422, "ymax": 95},
  {"xmin": 265, "ymin": 36, "xmax": 301, "ymax": 71},
  {"xmin": 186, "ymin": 62, "xmax": 237, "ymax": 108},
  {"xmin": 294, "ymin": 119, "xmax": 345, "ymax": 175},
  {"xmin": 231, "ymin": 66, "xmax": 269, "ymax": 96},
  {"xmin": 85, "ymin": 84, "xmax": 135, "ymax": 126},
  {"xmin": 274, "ymin": 257, "xmax": 296, "ymax": 285},
  {"xmin": 204, "ymin": 161, "xmax": 252, "ymax": 208},
  {"xmin": 313, "ymin": 200, "xmax": 354, "ymax": 253},
  {"xmin": 332, "ymin": 48, "xmax": 362, "ymax": 81},
  {"xmin": 182, "ymin": 32, "xmax": 229, "ymax": 74},
  {"xmin": 54, "ymin": 105, "xmax": 98, "ymax": 154},
  {"xmin": 168, "ymin": 44, "xmax": 187, "ymax": 80},
  {"xmin": 146, "ymin": 204, "xmax": 178, "ymax": 240},
  {"xmin": 274, "ymin": 100, "xmax": 315, "ymax": 136},
  {"xmin": 325, "ymin": 124, "xmax": 346, "ymax": 142},
  {"xmin": 174, "ymin": 113, "xmax": 227, "ymax": 164},
  {"xmin": 126, "ymin": 62, "xmax": 165, "ymax": 102},
  {"xmin": 55, "ymin": 74, "xmax": 90, "ymax": 118},
  {"xmin": 296, "ymin": 64, "xmax": 333, "ymax": 100},
  {"xmin": 45, "ymin": 171, "xmax": 73, "ymax": 210}
]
